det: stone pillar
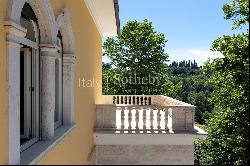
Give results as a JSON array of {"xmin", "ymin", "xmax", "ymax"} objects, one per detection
[
  {"xmin": 40, "ymin": 44, "xmax": 57, "ymax": 140},
  {"xmin": 184, "ymin": 107, "xmax": 195, "ymax": 131},
  {"xmin": 4, "ymin": 21, "xmax": 27, "ymax": 165},
  {"xmin": 169, "ymin": 106, "xmax": 196, "ymax": 131},
  {"xmin": 63, "ymin": 54, "xmax": 76, "ymax": 125}
]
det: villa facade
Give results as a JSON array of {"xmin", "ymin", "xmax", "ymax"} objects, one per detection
[{"xmin": 0, "ymin": 0, "xmax": 119, "ymax": 164}]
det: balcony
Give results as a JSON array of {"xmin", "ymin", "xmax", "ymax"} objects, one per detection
[{"xmin": 90, "ymin": 95, "xmax": 207, "ymax": 165}]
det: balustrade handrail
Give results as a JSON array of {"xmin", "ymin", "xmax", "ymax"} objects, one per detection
[
  {"xmin": 96, "ymin": 104, "xmax": 196, "ymax": 108},
  {"xmin": 102, "ymin": 95, "xmax": 194, "ymax": 106}
]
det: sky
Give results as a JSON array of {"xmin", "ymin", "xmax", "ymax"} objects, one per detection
[{"xmin": 103, "ymin": 0, "xmax": 245, "ymax": 66}]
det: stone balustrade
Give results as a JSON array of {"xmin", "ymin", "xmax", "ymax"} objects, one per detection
[
  {"xmin": 92, "ymin": 95, "xmax": 203, "ymax": 165},
  {"xmin": 103, "ymin": 95, "xmax": 152, "ymax": 105},
  {"xmin": 95, "ymin": 96, "xmax": 195, "ymax": 132},
  {"xmin": 102, "ymin": 95, "xmax": 193, "ymax": 106}
]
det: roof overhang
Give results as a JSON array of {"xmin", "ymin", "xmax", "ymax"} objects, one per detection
[{"xmin": 84, "ymin": 0, "xmax": 120, "ymax": 37}]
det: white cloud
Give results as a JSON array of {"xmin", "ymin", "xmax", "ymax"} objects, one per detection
[
  {"xmin": 188, "ymin": 49, "xmax": 223, "ymax": 65},
  {"xmin": 103, "ymin": 49, "xmax": 224, "ymax": 67},
  {"xmin": 188, "ymin": 49, "xmax": 222, "ymax": 58}
]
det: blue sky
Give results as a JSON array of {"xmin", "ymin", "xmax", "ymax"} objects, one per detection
[{"xmin": 103, "ymin": 0, "xmax": 245, "ymax": 66}]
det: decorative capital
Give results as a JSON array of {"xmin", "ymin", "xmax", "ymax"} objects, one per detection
[
  {"xmin": 63, "ymin": 53, "xmax": 76, "ymax": 64},
  {"xmin": 40, "ymin": 44, "xmax": 59, "ymax": 52},
  {"xmin": 40, "ymin": 44, "xmax": 59, "ymax": 58}
]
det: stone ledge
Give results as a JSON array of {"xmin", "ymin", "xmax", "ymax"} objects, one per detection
[
  {"xmin": 93, "ymin": 130, "xmax": 207, "ymax": 146},
  {"xmin": 20, "ymin": 124, "xmax": 75, "ymax": 165}
]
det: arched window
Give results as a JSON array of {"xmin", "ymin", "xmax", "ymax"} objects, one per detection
[
  {"xmin": 6, "ymin": 1, "xmax": 75, "ymax": 163},
  {"xmin": 20, "ymin": 2, "xmax": 40, "ymax": 152}
]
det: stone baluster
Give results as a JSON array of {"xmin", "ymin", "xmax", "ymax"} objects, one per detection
[
  {"xmin": 148, "ymin": 97, "xmax": 152, "ymax": 105},
  {"xmin": 143, "ymin": 108, "xmax": 147, "ymax": 130},
  {"xmin": 121, "ymin": 108, "xmax": 125, "ymax": 131},
  {"xmin": 157, "ymin": 109, "xmax": 161, "ymax": 130},
  {"xmin": 141, "ymin": 96, "xmax": 144, "ymax": 105},
  {"xmin": 137, "ymin": 96, "xmax": 140, "ymax": 105},
  {"xmin": 135, "ymin": 108, "xmax": 139, "ymax": 130},
  {"xmin": 128, "ymin": 108, "xmax": 132, "ymax": 131},
  {"xmin": 124, "ymin": 96, "xmax": 126, "ymax": 104},
  {"xmin": 165, "ymin": 108, "xmax": 168, "ymax": 130},
  {"xmin": 120, "ymin": 96, "xmax": 122, "ymax": 104},
  {"xmin": 150, "ymin": 108, "xmax": 154, "ymax": 130},
  {"xmin": 117, "ymin": 96, "xmax": 119, "ymax": 104},
  {"xmin": 144, "ymin": 97, "xmax": 148, "ymax": 105}
]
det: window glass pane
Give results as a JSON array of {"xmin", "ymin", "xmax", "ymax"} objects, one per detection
[
  {"xmin": 55, "ymin": 59, "xmax": 60, "ymax": 122},
  {"xmin": 20, "ymin": 3, "xmax": 39, "ymax": 152},
  {"xmin": 20, "ymin": 17, "xmax": 36, "ymax": 42},
  {"xmin": 55, "ymin": 32, "xmax": 63, "ymax": 129},
  {"xmin": 20, "ymin": 48, "xmax": 33, "ymax": 145}
]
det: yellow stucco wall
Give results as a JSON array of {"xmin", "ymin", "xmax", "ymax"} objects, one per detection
[
  {"xmin": 0, "ymin": 0, "xmax": 102, "ymax": 164},
  {"xmin": 0, "ymin": 0, "xmax": 9, "ymax": 164},
  {"xmin": 39, "ymin": 1, "xmax": 102, "ymax": 164}
]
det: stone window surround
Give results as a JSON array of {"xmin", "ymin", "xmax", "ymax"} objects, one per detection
[{"xmin": 4, "ymin": 0, "xmax": 76, "ymax": 164}]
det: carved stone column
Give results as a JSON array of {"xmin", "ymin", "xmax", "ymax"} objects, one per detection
[
  {"xmin": 4, "ymin": 21, "xmax": 27, "ymax": 165},
  {"xmin": 40, "ymin": 44, "xmax": 57, "ymax": 140},
  {"xmin": 63, "ymin": 54, "xmax": 76, "ymax": 125}
]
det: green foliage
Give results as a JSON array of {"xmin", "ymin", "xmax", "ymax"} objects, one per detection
[
  {"xmin": 166, "ymin": 60, "xmax": 214, "ymax": 124},
  {"xmin": 195, "ymin": 0, "xmax": 249, "ymax": 164},
  {"xmin": 103, "ymin": 20, "xmax": 169, "ymax": 95},
  {"xmin": 169, "ymin": 60, "xmax": 200, "ymax": 77},
  {"xmin": 223, "ymin": 0, "xmax": 249, "ymax": 29}
]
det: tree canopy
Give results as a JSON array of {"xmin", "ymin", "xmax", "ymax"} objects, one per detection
[
  {"xmin": 103, "ymin": 20, "xmax": 169, "ymax": 95},
  {"xmin": 195, "ymin": 0, "xmax": 249, "ymax": 164}
]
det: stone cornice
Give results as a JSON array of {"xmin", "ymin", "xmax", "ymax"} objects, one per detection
[
  {"xmin": 84, "ymin": 0, "xmax": 118, "ymax": 36},
  {"xmin": 84, "ymin": 0, "xmax": 104, "ymax": 35},
  {"xmin": 4, "ymin": 21, "xmax": 27, "ymax": 37},
  {"xmin": 3, "ymin": 21, "xmax": 27, "ymax": 47}
]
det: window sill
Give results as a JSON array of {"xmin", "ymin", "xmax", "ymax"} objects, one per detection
[{"xmin": 20, "ymin": 124, "xmax": 76, "ymax": 165}]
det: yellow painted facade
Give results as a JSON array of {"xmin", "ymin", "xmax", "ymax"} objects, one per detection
[
  {"xmin": 0, "ymin": 0, "xmax": 103, "ymax": 164},
  {"xmin": 0, "ymin": 0, "xmax": 9, "ymax": 164}
]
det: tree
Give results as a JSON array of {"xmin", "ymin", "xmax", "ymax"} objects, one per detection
[
  {"xmin": 103, "ymin": 20, "xmax": 169, "ymax": 95},
  {"xmin": 195, "ymin": 0, "xmax": 249, "ymax": 164},
  {"xmin": 223, "ymin": 0, "xmax": 249, "ymax": 29},
  {"xmin": 167, "ymin": 61, "xmax": 213, "ymax": 124}
]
